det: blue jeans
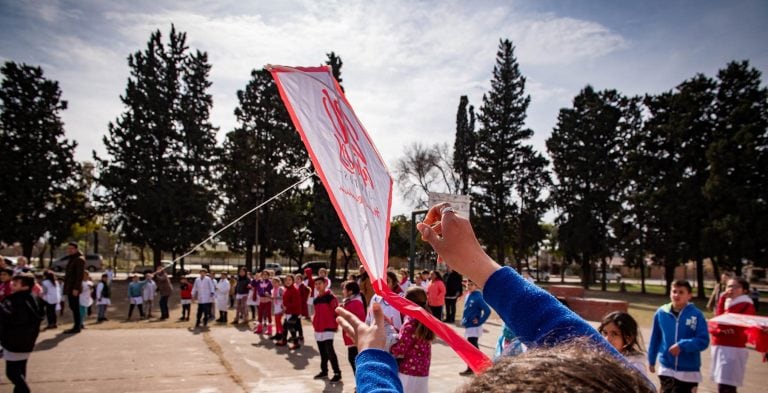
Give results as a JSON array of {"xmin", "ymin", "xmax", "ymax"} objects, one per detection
[
  {"xmin": 159, "ymin": 296, "xmax": 169, "ymax": 319},
  {"xmin": 98, "ymin": 304, "xmax": 107, "ymax": 320}
]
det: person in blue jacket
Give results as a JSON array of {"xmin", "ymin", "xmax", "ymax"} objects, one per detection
[
  {"xmin": 335, "ymin": 203, "xmax": 654, "ymax": 393},
  {"xmin": 459, "ymin": 279, "xmax": 490, "ymax": 375},
  {"xmin": 647, "ymin": 280, "xmax": 709, "ymax": 393}
]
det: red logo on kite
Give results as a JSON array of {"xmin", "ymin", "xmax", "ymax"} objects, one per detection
[{"xmin": 322, "ymin": 89, "xmax": 374, "ymax": 190}]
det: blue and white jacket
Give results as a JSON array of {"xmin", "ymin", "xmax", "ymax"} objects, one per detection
[
  {"xmin": 647, "ymin": 302, "xmax": 709, "ymax": 372},
  {"xmin": 461, "ymin": 290, "xmax": 491, "ymax": 328}
]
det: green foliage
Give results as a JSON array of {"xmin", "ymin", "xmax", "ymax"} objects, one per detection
[
  {"xmin": 453, "ymin": 95, "xmax": 475, "ymax": 194},
  {"xmin": 547, "ymin": 87, "xmax": 627, "ymax": 287},
  {"xmin": 94, "ymin": 26, "xmax": 218, "ymax": 266},
  {"xmin": 471, "ymin": 39, "xmax": 540, "ymax": 266},
  {"xmin": 218, "ymin": 69, "xmax": 308, "ymax": 272},
  {"xmin": 0, "ymin": 61, "xmax": 87, "ymax": 258}
]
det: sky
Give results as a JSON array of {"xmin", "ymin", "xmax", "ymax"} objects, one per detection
[{"xmin": 1, "ymin": 0, "xmax": 767, "ymax": 218}]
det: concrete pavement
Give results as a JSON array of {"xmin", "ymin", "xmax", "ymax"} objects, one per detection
[{"xmin": 4, "ymin": 316, "xmax": 766, "ymax": 392}]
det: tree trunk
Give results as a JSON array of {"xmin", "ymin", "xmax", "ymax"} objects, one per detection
[
  {"xmin": 21, "ymin": 238, "xmax": 34, "ymax": 260},
  {"xmin": 664, "ymin": 258, "xmax": 676, "ymax": 295},
  {"xmin": 640, "ymin": 257, "xmax": 647, "ymax": 294},
  {"xmin": 244, "ymin": 242, "xmax": 254, "ymax": 273},
  {"xmin": 600, "ymin": 257, "xmax": 607, "ymax": 291},
  {"xmin": 579, "ymin": 254, "xmax": 591, "ymax": 290},
  {"xmin": 152, "ymin": 246, "xmax": 162, "ymax": 269},
  {"xmin": 93, "ymin": 230, "xmax": 99, "ymax": 254},
  {"xmin": 37, "ymin": 242, "xmax": 47, "ymax": 269},
  {"xmin": 330, "ymin": 247, "xmax": 339, "ymax": 283},
  {"xmin": 695, "ymin": 254, "xmax": 705, "ymax": 299}
]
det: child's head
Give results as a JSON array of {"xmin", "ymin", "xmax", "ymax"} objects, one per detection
[
  {"xmin": 11, "ymin": 273, "xmax": 35, "ymax": 293},
  {"xmin": 466, "ymin": 279, "xmax": 479, "ymax": 291},
  {"xmin": 457, "ymin": 340, "xmax": 653, "ymax": 393},
  {"xmin": 199, "ymin": 269, "xmax": 208, "ymax": 277},
  {"xmin": 260, "ymin": 270, "xmax": 270, "ymax": 280},
  {"xmin": 399, "ymin": 268, "xmax": 409, "ymax": 280},
  {"xmin": 284, "ymin": 275, "xmax": 294, "ymax": 287},
  {"xmin": 44, "ymin": 270, "xmax": 55, "ymax": 283},
  {"xmin": 670, "ymin": 280, "xmax": 693, "ymax": 309},
  {"xmin": 294, "ymin": 273, "xmax": 303, "ymax": 284},
  {"xmin": 83, "ymin": 271, "xmax": 90, "ymax": 280},
  {"xmin": 404, "ymin": 286, "xmax": 435, "ymax": 342},
  {"xmin": 272, "ymin": 277, "xmax": 282, "ymax": 287},
  {"xmin": 598, "ymin": 311, "xmax": 643, "ymax": 355},
  {"xmin": 726, "ymin": 277, "xmax": 749, "ymax": 298},
  {"xmin": 318, "ymin": 268, "xmax": 327, "ymax": 278},
  {"xmin": 314, "ymin": 277, "xmax": 327, "ymax": 292},
  {"xmin": 144, "ymin": 272, "xmax": 153, "ymax": 280},
  {"xmin": 101, "ymin": 273, "xmax": 108, "ymax": 282},
  {"xmin": 386, "ymin": 271, "xmax": 399, "ymax": 291},
  {"xmin": 343, "ymin": 280, "xmax": 360, "ymax": 298},
  {"xmin": 220, "ymin": 271, "xmax": 228, "ymax": 280},
  {"xmin": 238, "ymin": 267, "xmax": 247, "ymax": 277},
  {"xmin": 430, "ymin": 270, "xmax": 442, "ymax": 282},
  {"xmin": 131, "ymin": 274, "xmax": 140, "ymax": 281},
  {"xmin": 180, "ymin": 276, "xmax": 188, "ymax": 284},
  {"xmin": 0, "ymin": 268, "xmax": 13, "ymax": 282}
]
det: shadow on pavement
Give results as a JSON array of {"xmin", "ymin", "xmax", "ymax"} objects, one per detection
[
  {"xmin": 35, "ymin": 332, "xmax": 76, "ymax": 352},
  {"xmin": 322, "ymin": 379, "xmax": 344, "ymax": 392}
]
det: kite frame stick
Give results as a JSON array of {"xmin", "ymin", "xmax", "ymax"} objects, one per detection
[{"xmin": 170, "ymin": 169, "xmax": 316, "ymax": 264}]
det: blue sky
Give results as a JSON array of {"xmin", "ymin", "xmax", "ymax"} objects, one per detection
[{"xmin": 1, "ymin": 0, "xmax": 766, "ymax": 216}]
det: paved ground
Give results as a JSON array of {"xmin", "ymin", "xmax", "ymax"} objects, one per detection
[{"xmin": 2, "ymin": 279, "xmax": 765, "ymax": 392}]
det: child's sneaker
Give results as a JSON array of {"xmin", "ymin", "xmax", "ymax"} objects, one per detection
[
  {"xmin": 330, "ymin": 374, "xmax": 341, "ymax": 382},
  {"xmin": 266, "ymin": 325, "xmax": 273, "ymax": 335},
  {"xmin": 275, "ymin": 339, "xmax": 287, "ymax": 346},
  {"xmin": 254, "ymin": 323, "xmax": 263, "ymax": 334},
  {"xmin": 289, "ymin": 342, "xmax": 301, "ymax": 350}
]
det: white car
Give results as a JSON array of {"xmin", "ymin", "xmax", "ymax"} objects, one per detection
[
  {"xmin": 527, "ymin": 268, "xmax": 550, "ymax": 282},
  {"xmin": 597, "ymin": 270, "xmax": 622, "ymax": 283}
]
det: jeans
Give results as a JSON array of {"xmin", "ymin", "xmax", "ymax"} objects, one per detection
[
  {"xmin": 317, "ymin": 339, "xmax": 341, "ymax": 375},
  {"xmin": 67, "ymin": 294, "xmax": 80, "ymax": 331},
  {"xmin": 159, "ymin": 296, "xmax": 169, "ymax": 319},
  {"xmin": 445, "ymin": 297, "xmax": 457, "ymax": 322},
  {"xmin": 6, "ymin": 359, "xmax": 30, "ymax": 393},
  {"xmin": 347, "ymin": 346, "xmax": 359, "ymax": 375},
  {"xmin": 98, "ymin": 304, "xmax": 107, "ymax": 320}
]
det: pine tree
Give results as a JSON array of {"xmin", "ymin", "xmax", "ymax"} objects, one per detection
[
  {"xmin": 453, "ymin": 95, "xmax": 475, "ymax": 194},
  {"xmin": 95, "ymin": 26, "xmax": 218, "ymax": 267},
  {"xmin": 0, "ymin": 62, "xmax": 86, "ymax": 258},
  {"xmin": 705, "ymin": 61, "xmax": 768, "ymax": 269},
  {"xmin": 471, "ymin": 39, "xmax": 534, "ymax": 265},
  {"xmin": 546, "ymin": 87, "xmax": 625, "ymax": 289},
  {"xmin": 219, "ymin": 70, "xmax": 307, "ymax": 272}
]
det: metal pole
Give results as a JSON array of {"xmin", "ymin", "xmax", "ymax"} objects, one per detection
[{"xmin": 409, "ymin": 209, "xmax": 428, "ymax": 284}]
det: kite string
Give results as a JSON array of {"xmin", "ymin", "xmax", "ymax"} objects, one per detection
[{"xmin": 171, "ymin": 169, "xmax": 316, "ymax": 264}]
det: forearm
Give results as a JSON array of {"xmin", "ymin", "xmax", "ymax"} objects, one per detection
[{"xmin": 355, "ymin": 349, "xmax": 403, "ymax": 393}]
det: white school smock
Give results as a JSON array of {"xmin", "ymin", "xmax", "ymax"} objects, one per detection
[
  {"xmin": 214, "ymin": 278, "xmax": 231, "ymax": 310},
  {"xmin": 192, "ymin": 276, "xmax": 216, "ymax": 304}
]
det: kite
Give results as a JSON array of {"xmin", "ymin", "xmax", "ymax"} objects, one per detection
[{"xmin": 268, "ymin": 64, "xmax": 493, "ymax": 373}]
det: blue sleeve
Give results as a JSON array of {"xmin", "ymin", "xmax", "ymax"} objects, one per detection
[
  {"xmin": 647, "ymin": 311, "xmax": 662, "ymax": 366},
  {"xmin": 477, "ymin": 295, "xmax": 491, "ymax": 326},
  {"xmin": 678, "ymin": 309, "xmax": 709, "ymax": 353},
  {"xmin": 355, "ymin": 349, "xmax": 403, "ymax": 393},
  {"xmin": 482, "ymin": 267, "xmax": 620, "ymax": 357}
]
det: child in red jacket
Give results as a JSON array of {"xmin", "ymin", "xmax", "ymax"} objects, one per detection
[
  {"xmin": 341, "ymin": 280, "xmax": 366, "ymax": 375},
  {"xmin": 708, "ymin": 276, "xmax": 756, "ymax": 392},
  {"xmin": 179, "ymin": 277, "xmax": 193, "ymax": 321},
  {"xmin": 281, "ymin": 275, "xmax": 302, "ymax": 348},
  {"xmin": 312, "ymin": 278, "xmax": 341, "ymax": 382}
]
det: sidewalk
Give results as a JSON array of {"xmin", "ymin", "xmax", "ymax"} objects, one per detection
[{"xmin": 4, "ymin": 318, "xmax": 765, "ymax": 392}]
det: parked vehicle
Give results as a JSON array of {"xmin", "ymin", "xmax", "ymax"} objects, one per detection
[
  {"xmin": 596, "ymin": 269, "xmax": 622, "ymax": 283},
  {"xmin": 133, "ymin": 260, "xmax": 175, "ymax": 274},
  {"xmin": 265, "ymin": 262, "xmax": 283, "ymax": 276},
  {"xmin": 51, "ymin": 254, "xmax": 104, "ymax": 272},
  {"xmin": 293, "ymin": 260, "xmax": 329, "ymax": 275},
  {"xmin": 527, "ymin": 268, "xmax": 550, "ymax": 282}
]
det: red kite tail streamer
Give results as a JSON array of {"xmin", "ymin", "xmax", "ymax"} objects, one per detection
[{"xmin": 373, "ymin": 279, "xmax": 493, "ymax": 374}]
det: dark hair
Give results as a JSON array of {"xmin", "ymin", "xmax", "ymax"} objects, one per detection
[
  {"xmin": 598, "ymin": 311, "xmax": 644, "ymax": 355},
  {"xmin": 44, "ymin": 270, "xmax": 56, "ymax": 283},
  {"xmin": 404, "ymin": 286, "xmax": 435, "ymax": 342},
  {"xmin": 386, "ymin": 271, "xmax": 400, "ymax": 291},
  {"xmin": 458, "ymin": 339, "xmax": 653, "ymax": 393},
  {"xmin": 730, "ymin": 276, "xmax": 750, "ymax": 291},
  {"xmin": 672, "ymin": 280, "xmax": 692, "ymax": 293},
  {"xmin": 13, "ymin": 272, "xmax": 35, "ymax": 288},
  {"xmin": 431, "ymin": 270, "xmax": 443, "ymax": 281},
  {"xmin": 344, "ymin": 280, "xmax": 360, "ymax": 295},
  {"xmin": 68, "ymin": 242, "xmax": 78, "ymax": 249}
]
